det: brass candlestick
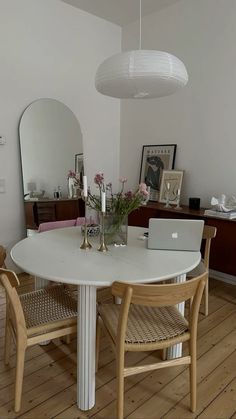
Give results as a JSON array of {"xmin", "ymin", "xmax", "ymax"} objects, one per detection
[
  {"xmin": 80, "ymin": 197, "xmax": 92, "ymax": 250},
  {"xmin": 175, "ymin": 192, "xmax": 182, "ymax": 210},
  {"xmin": 98, "ymin": 212, "xmax": 108, "ymax": 252},
  {"xmin": 164, "ymin": 184, "xmax": 171, "ymax": 208}
]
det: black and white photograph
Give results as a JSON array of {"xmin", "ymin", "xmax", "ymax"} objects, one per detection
[{"xmin": 139, "ymin": 144, "xmax": 176, "ymax": 201}]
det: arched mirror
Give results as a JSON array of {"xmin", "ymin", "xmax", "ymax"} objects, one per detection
[{"xmin": 19, "ymin": 98, "xmax": 84, "ymax": 230}]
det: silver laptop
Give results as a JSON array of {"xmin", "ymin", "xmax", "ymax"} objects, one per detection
[{"xmin": 148, "ymin": 218, "xmax": 204, "ymax": 251}]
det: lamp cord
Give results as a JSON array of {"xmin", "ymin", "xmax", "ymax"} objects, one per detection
[{"xmin": 139, "ymin": 0, "xmax": 142, "ymax": 50}]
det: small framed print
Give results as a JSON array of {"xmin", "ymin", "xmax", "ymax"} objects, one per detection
[
  {"xmin": 159, "ymin": 170, "xmax": 184, "ymax": 204},
  {"xmin": 139, "ymin": 144, "xmax": 177, "ymax": 202}
]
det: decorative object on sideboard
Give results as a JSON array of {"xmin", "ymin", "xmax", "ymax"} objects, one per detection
[
  {"xmin": 164, "ymin": 182, "xmax": 171, "ymax": 208},
  {"xmin": 139, "ymin": 144, "xmax": 177, "ymax": 202},
  {"xmin": 67, "ymin": 170, "xmax": 81, "ymax": 199},
  {"xmin": 95, "ymin": 0, "xmax": 188, "ymax": 99},
  {"xmin": 25, "ymin": 182, "xmax": 46, "ymax": 200},
  {"xmin": 142, "ymin": 186, "xmax": 150, "ymax": 205},
  {"xmin": 29, "ymin": 190, "xmax": 46, "ymax": 199},
  {"xmin": 53, "ymin": 186, "xmax": 62, "ymax": 199},
  {"xmin": 204, "ymin": 194, "xmax": 236, "ymax": 219},
  {"xmin": 175, "ymin": 189, "xmax": 182, "ymax": 210},
  {"xmin": 159, "ymin": 170, "xmax": 184, "ymax": 205},
  {"xmin": 210, "ymin": 194, "xmax": 236, "ymax": 212},
  {"xmin": 189, "ymin": 197, "xmax": 201, "ymax": 210}
]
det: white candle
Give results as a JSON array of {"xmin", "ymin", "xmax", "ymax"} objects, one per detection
[
  {"xmin": 83, "ymin": 176, "xmax": 88, "ymax": 197},
  {"xmin": 101, "ymin": 191, "xmax": 106, "ymax": 213},
  {"xmin": 177, "ymin": 188, "xmax": 181, "ymax": 196},
  {"xmin": 167, "ymin": 182, "xmax": 170, "ymax": 191}
]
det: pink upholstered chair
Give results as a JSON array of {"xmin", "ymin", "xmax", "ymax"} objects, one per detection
[
  {"xmin": 38, "ymin": 217, "xmax": 85, "ymax": 233},
  {"xmin": 37, "ymin": 218, "xmax": 85, "ymax": 291},
  {"xmin": 37, "ymin": 218, "xmax": 85, "ymax": 343}
]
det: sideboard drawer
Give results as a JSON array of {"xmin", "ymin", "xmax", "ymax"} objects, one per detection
[
  {"xmin": 37, "ymin": 203, "xmax": 56, "ymax": 224},
  {"xmin": 24, "ymin": 199, "xmax": 85, "ymax": 230}
]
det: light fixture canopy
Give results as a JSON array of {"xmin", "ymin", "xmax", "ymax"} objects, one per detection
[
  {"xmin": 95, "ymin": 0, "xmax": 188, "ymax": 99},
  {"xmin": 95, "ymin": 50, "xmax": 188, "ymax": 99}
]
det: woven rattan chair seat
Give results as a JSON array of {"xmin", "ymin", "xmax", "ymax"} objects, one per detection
[
  {"xmin": 98, "ymin": 304, "xmax": 188, "ymax": 344},
  {"xmin": 20, "ymin": 285, "xmax": 77, "ymax": 329}
]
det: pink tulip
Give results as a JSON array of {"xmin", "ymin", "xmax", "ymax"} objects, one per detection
[
  {"xmin": 94, "ymin": 173, "xmax": 104, "ymax": 185},
  {"xmin": 125, "ymin": 191, "xmax": 133, "ymax": 200},
  {"xmin": 139, "ymin": 182, "xmax": 149, "ymax": 196},
  {"xmin": 68, "ymin": 170, "xmax": 76, "ymax": 178},
  {"xmin": 119, "ymin": 177, "xmax": 128, "ymax": 184}
]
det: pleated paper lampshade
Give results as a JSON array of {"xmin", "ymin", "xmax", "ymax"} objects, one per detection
[{"xmin": 95, "ymin": 50, "xmax": 188, "ymax": 99}]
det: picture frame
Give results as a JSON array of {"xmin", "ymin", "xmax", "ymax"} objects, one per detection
[
  {"xmin": 75, "ymin": 153, "xmax": 84, "ymax": 184},
  {"xmin": 159, "ymin": 170, "xmax": 184, "ymax": 204},
  {"xmin": 139, "ymin": 144, "xmax": 177, "ymax": 202}
]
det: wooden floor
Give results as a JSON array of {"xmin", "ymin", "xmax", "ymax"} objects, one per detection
[{"xmin": 0, "ymin": 275, "xmax": 236, "ymax": 419}]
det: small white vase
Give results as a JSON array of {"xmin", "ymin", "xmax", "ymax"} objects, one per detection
[{"xmin": 68, "ymin": 177, "xmax": 74, "ymax": 199}]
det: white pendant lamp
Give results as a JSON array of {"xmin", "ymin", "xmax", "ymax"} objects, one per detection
[{"xmin": 95, "ymin": 0, "xmax": 188, "ymax": 99}]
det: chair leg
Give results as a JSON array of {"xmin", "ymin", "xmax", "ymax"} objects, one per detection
[
  {"xmin": 4, "ymin": 316, "xmax": 11, "ymax": 365},
  {"xmin": 15, "ymin": 343, "xmax": 26, "ymax": 413},
  {"xmin": 189, "ymin": 340, "xmax": 197, "ymax": 412},
  {"xmin": 204, "ymin": 278, "xmax": 209, "ymax": 316},
  {"xmin": 162, "ymin": 348, "xmax": 167, "ymax": 361},
  {"xmin": 117, "ymin": 350, "xmax": 125, "ymax": 419},
  {"xmin": 96, "ymin": 316, "xmax": 102, "ymax": 373},
  {"xmin": 61, "ymin": 335, "xmax": 71, "ymax": 344}
]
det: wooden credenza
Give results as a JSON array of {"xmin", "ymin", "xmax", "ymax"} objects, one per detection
[
  {"xmin": 24, "ymin": 198, "xmax": 85, "ymax": 230},
  {"xmin": 129, "ymin": 202, "xmax": 236, "ymax": 277}
]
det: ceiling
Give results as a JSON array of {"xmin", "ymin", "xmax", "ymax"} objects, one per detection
[{"xmin": 61, "ymin": 0, "xmax": 181, "ymax": 27}]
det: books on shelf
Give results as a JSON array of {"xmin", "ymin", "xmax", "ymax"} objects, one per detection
[{"xmin": 204, "ymin": 209, "xmax": 236, "ymax": 219}]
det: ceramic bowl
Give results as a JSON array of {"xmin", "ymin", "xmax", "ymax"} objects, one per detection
[{"xmin": 81, "ymin": 224, "xmax": 100, "ymax": 237}]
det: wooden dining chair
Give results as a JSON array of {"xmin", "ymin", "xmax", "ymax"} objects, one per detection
[
  {"xmin": 0, "ymin": 268, "xmax": 77, "ymax": 413},
  {"xmin": 37, "ymin": 218, "xmax": 85, "ymax": 296},
  {"xmin": 96, "ymin": 272, "xmax": 207, "ymax": 419},
  {"xmin": 0, "ymin": 245, "xmax": 6, "ymax": 268},
  {"xmin": 187, "ymin": 225, "xmax": 217, "ymax": 316}
]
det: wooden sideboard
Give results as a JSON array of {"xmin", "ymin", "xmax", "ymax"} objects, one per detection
[
  {"xmin": 129, "ymin": 202, "xmax": 236, "ymax": 277},
  {"xmin": 24, "ymin": 198, "xmax": 85, "ymax": 230}
]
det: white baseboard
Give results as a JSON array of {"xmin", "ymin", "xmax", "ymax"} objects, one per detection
[{"xmin": 210, "ymin": 269, "xmax": 236, "ymax": 285}]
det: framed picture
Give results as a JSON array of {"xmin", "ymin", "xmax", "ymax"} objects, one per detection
[
  {"xmin": 75, "ymin": 153, "xmax": 84, "ymax": 184},
  {"xmin": 139, "ymin": 144, "xmax": 177, "ymax": 202},
  {"xmin": 159, "ymin": 170, "xmax": 184, "ymax": 204}
]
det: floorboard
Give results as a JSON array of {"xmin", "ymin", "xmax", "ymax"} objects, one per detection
[{"xmin": 0, "ymin": 274, "xmax": 235, "ymax": 418}]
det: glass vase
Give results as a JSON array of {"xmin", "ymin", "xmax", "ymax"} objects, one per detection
[
  {"xmin": 102, "ymin": 213, "xmax": 128, "ymax": 246},
  {"xmin": 68, "ymin": 177, "xmax": 74, "ymax": 199}
]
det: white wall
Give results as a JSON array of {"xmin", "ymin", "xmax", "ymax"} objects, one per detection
[
  {"xmin": 0, "ymin": 0, "xmax": 120, "ymax": 264},
  {"xmin": 120, "ymin": 0, "xmax": 236, "ymax": 207}
]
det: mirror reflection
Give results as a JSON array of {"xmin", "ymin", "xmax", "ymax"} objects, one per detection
[{"xmin": 19, "ymin": 98, "xmax": 83, "ymax": 200}]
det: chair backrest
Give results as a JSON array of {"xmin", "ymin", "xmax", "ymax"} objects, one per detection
[
  {"xmin": 75, "ymin": 217, "xmax": 86, "ymax": 226},
  {"xmin": 202, "ymin": 225, "xmax": 217, "ymax": 269},
  {"xmin": 112, "ymin": 273, "xmax": 207, "ymax": 308},
  {"xmin": 0, "ymin": 246, "xmax": 6, "ymax": 268},
  {"xmin": 38, "ymin": 217, "xmax": 85, "ymax": 233},
  {"xmin": 112, "ymin": 272, "xmax": 207, "ymax": 344},
  {"xmin": 0, "ymin": 268, "xmax": 27, "ymax": 342},
  {"xmin": 38, "ymin": 219, "xmax": 76, "ymax": 233}
]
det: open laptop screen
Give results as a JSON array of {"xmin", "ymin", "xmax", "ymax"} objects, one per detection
[{"xmin": 148, "ymin": 218, "xmax": 204, "ymax": 251}]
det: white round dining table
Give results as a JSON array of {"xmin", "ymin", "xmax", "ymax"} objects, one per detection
[{"xmin": 11, "ymin": 226, "xmax": 201, "ymax": 411}]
